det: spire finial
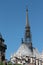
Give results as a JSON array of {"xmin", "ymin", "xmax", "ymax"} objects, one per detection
[{"xmin": 26, "ymin": 5, "xmax": 28, "ymax": 12}]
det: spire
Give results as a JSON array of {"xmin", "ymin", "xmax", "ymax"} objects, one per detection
[
  {"xmin": 26, "ymin": 8, "xmax": 30, "ymax": 27},
  {"xmin": 24, "ymin": 8, "xmax": 33, "ymax": 52},
  {"xmin": 24, "ymin": 8, "xmax": 31, "ymax": 43}
]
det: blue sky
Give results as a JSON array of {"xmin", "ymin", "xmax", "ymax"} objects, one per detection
[{"xmin": 0, "ymin": 0, "xmax": 43, "ymax": 60}]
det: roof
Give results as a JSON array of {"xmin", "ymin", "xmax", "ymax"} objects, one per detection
[
  {"xmin": 11, "ymin": 43, "xmax": 40, "ymax": 59},
  {"xmin": 16, "ymin": 43, "xmax": 32, "ymax": 57}
]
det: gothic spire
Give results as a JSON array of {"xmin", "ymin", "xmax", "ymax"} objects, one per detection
[{"xmin": 25, "ymin": 8, "xmax": 31, "ymax": 43}]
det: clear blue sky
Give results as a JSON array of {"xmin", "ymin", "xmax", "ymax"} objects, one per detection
[{"xmin": 0, "ymin": 0, "xmax": 43, "ymax": 60}]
